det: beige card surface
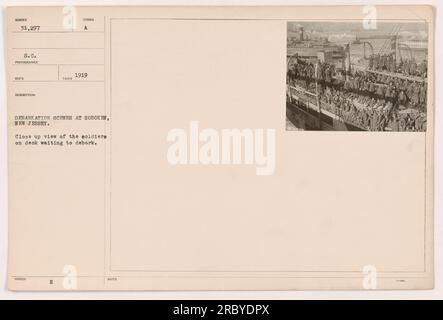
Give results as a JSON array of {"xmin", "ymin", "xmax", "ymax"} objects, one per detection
[{"xmin": 6, "ymin": 5, "xmax": 434, "ymax": 290}]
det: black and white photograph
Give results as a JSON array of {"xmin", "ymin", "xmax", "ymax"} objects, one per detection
[{"xmin": 286, "ymin": 21, "xmax": 428, "ymax": 131}]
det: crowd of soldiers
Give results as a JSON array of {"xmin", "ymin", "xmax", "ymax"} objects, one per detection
[
  {"xmin": 342, "ymin": 70, "xmax": 427, "ymax": 109},
  {"xmin": 286, "ymin": 58, "xmax": 427, "ymax": 131},
  {"xmin": 368, "ymin": 53, "xmax": 427, "ymax": 77},
  {"xmin": 319, "ymin": 86, "xmax": 426, "ymax": 131}
]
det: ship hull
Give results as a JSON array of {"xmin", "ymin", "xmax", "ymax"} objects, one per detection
[{"xmin": 286, "ymin": 101, "xmax": 366, "ymax": 131}]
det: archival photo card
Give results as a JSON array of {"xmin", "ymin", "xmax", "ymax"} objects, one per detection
[{"xmin": 6, "ymin": 5, "xmax": 434, "ymax": 291}]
